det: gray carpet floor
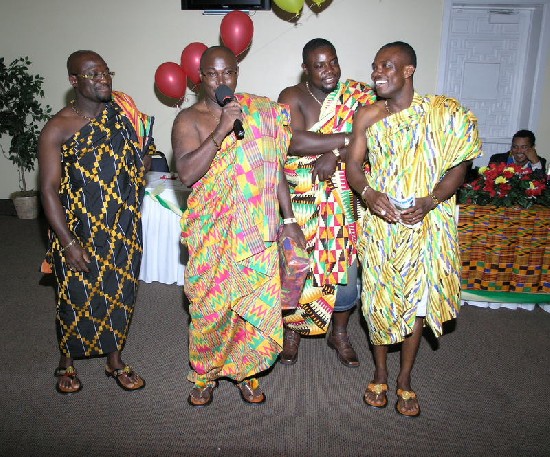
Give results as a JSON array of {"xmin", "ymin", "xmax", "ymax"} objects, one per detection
[{"xmin": 1, "ymin": 215, "xmax": 550, "ymax": 457}]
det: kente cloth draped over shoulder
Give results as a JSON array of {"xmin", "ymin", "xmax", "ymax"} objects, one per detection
[
  {"xmin": 358, "ymin": 93, "xmax": 482, "ymax": 345},
  {"xmin": 181, "ymin": 94, "xmax": 290, "ymax": 384},
  {"xmin": 48, "ymin": 91, "xmax": 154, "ymax": 358},
  {"xmin": 284, "ymin": 79, "xmax": 376, "ymax": 336}
]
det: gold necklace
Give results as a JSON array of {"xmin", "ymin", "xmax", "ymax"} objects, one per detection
[
  {"xmin": 204, "ymin": 100, "xmax": 220, "ymax": 122},
  {"xmin": 305, "ymin": 81, "xmax": 323, "ymax": 107},
  {"xmin": 70, "ymin": 100, "xmax": 99, "ymax": 121},
  {"xmin": 384, "ymin": 100, "xmax": 392, "ymax": 115}
]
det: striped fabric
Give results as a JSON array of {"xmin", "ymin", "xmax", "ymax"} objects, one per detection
[{"xmin": 359, "ymin": 93, "xmax": 482, "ymax": 345}]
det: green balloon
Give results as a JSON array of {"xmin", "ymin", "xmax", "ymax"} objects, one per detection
[{"xmin": 273, "ymin": 0, "xmax": 305, "ymax": 14}]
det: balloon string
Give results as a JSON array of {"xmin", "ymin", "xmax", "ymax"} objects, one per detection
[{"xmin": 245, "ymin": 0, "xmax": 338, "ymax": 58}]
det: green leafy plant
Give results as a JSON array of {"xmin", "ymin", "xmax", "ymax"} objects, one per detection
[{"xmin": 0, "ymin": 56, "xmax": 52, "ymax": 194}]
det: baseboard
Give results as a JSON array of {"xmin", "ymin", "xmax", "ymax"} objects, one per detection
[{"xmin": 0, "ymin": 199, "xmax": 16, "ymax": 216}]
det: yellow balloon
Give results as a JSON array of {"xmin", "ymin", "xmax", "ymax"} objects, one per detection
[{"xmin": 273, "ymin": 0, "xmax": 305, "ymax": 14}]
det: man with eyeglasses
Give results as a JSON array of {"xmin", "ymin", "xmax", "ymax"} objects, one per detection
[
  {"xmin": 277, "ymin": 38, "xmax": 376, "ymax": 368},
  {"xmin": 489, "ymin": 129, "xmax": 546, "ymax": 171},
  {"xmin": 172, "ymin": 46, "xmax": 305, "ymax": 407},
  {"xmin": 39, "ymin": 50, "xmax": 155, "ymax": 395}
]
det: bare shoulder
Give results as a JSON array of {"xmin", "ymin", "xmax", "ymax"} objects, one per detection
[
  {"xmin": 355, "ymin": 101, "xmax": 388, "ymax": 128},
  {"xmin": 173, "ymin": 104, "xmax": 198, "ymax": 124},
  {"xmin": 278, "ymin": 84, "xmax": 306, "ymax": 104},
  {"xmin": 40, "ymin": 106, "xmax": 82, "ymax": 146},
  {"xmin": 171, "ymin": 102, "xmax": 206, "ymax": 155}
]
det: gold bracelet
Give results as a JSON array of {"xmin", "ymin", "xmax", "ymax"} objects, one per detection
[
  {"xmin": 60, "ymin": 238, "xmax": 77, "ymax": 252},
  {"xmin": 430, "ymin": 192, "xmax": 441, "ymax": 206},
  {"xmin": 211, "ymin": 134, "xmax": 221, "ymax": 150}
]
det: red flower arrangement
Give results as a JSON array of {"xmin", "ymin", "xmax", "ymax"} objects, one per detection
[{"xmin": 458, "ymin": 162, "xmax": 549, "ymax": 208}]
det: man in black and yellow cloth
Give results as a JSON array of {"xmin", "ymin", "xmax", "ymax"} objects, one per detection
[{"xmin": 39, "ymin": 50, "xmax": 155, "ymax": 394}]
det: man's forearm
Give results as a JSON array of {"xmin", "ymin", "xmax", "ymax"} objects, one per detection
[{"xmin": 288, "ymin": 131, "xmax": 348, "ymax": 157}]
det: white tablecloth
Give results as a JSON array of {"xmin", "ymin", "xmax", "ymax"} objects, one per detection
[
  {"xmin": 139, "ymin": 171, "xmax": 190, "ymax": 286},
  {"xmin": 463, "ymin": 300, "xmax": 550, "ymax": 313}
]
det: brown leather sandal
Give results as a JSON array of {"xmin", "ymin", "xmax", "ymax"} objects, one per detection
[
  {"xmin": 54, "ymin": 366, "xmax": 82, "ymax": 395},
  {"xmin": 188, "ymin": 382, "xmax": 217, "ymax": 407},
  {"xmin": 395, "ymin": 388, "xmax": 421, "ymax": 417},
  {"xmin": 363, "ymin": 382, "xmax": 388, "ymax": 408},
  {"xmin": 105, "ymin": 365, "xmax": 145, "ymax": 391},
  {"xmin": 237, "ymin": 380, "xmax": 266, "ymax": 405}
]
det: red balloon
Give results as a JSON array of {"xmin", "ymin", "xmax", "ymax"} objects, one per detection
[
  {"xmin": 220, "ymin": 11, "xmax": 254, "ymax": 56},
  {"xmin": 154, "ymin": 62, "xmax": 187, "ymax": 99},
  {"xmin": 180, "ymin": 42, "xmax": 208, "ymax": 86}
]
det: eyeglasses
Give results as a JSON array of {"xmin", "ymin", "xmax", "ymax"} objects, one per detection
[
  {"xmin": 73, "ymin": 71, "xmax": 115, "ymax": 81},
  {"xmin": 201, "ymin": 69, "xmax": 237, "ymax": 81}
]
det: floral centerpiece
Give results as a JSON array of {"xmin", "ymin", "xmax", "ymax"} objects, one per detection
[{"xmin": 457, "ymin": 162, "xmax": 550, "ymax": 208}]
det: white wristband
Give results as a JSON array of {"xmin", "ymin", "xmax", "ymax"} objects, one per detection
[
  {"xmin": 332, "ymin": 148, "xmax": 340, "ymax": 158},
  {"xmin": 282, "ymin": 217, "xmax": 297, "ymax": 225}
]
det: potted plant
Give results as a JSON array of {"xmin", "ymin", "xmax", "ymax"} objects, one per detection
[{"xmin": 0, "ymin": 56, "xmax": 52, "ymax": 218}]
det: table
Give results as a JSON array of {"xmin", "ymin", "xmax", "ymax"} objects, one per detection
[
  {"xmin": 139, "ymin": 171, "xmax": 191, "ymax": 286},
  {"xmin": 458, "ymin": 204, "xmax": 550, "ymax": 312}
]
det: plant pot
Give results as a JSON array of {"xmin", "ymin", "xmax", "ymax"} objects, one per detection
[{"xmin": 12, "ymin": 192, "xmax": 39, "ymax": 219}]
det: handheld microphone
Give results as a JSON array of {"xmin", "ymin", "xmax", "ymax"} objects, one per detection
[{"xmin": 215, "ymin": 84, "xmax": 245, "ymax": 139}]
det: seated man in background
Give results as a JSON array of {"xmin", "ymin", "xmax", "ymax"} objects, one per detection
[{"xmin": 489, "ymin": 129, "xmax": 546, "ymax": 171}]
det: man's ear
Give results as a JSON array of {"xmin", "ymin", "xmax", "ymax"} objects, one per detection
[
  {"xmin": 404, "ymin": 65, "xmax": 415, "ymax": 79},
  {"xmin": 301, "ymin": 63, "xmax": 308, "ymax": 76},
  {"xmin": 68, "ymin": 75, "xmax": 78, "ymax": 88}
]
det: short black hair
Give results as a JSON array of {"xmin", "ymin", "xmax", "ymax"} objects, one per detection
[
  {"xmin": 302, "ymin": 38, "xmax": 336, "ymax": 63},
  {"xmin": 67, "ymin": 50, "xmax": 101, "ymax": 75},
  {"xmin": 378, "ymin": 41, "xmax": 417, "ymax": 68},
  {"xmin": 513, "ymin": 129, "xmax": 536, "ymax": 146}
]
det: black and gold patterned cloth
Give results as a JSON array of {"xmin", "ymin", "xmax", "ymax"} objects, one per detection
[{"xmin": 49, "ymin": 97, "xmax": 154, "ymax": 358}]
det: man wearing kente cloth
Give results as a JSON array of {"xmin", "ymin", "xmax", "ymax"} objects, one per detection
[
  {"xmin": 173, "ymin": 46, "xmax": 304, "ymax": 407},
  {"xmin": 278, "ymin": 38, "xmax": 376, "ymax": 367},
  {"xmin": 347, "ymin": 42, "xmax": 482, "ymax": 416},
  {"xmin": 39, "ymin": 50, "xmax": 154, "ymax": 394}
]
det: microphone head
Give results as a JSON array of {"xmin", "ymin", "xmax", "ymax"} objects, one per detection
[{"xmin": 215, "ymin": 84, "xmax": 234, "ymax": 107}]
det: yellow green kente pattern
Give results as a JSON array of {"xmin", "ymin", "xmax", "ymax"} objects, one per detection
[{"xmin": 359, "ymin": 93, "xmax": 482, "ymax": 345}]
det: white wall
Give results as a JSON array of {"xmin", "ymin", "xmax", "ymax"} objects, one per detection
[{"xmin": 0, "ymin": 0, "xmax": 547, "ymax": 198}]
